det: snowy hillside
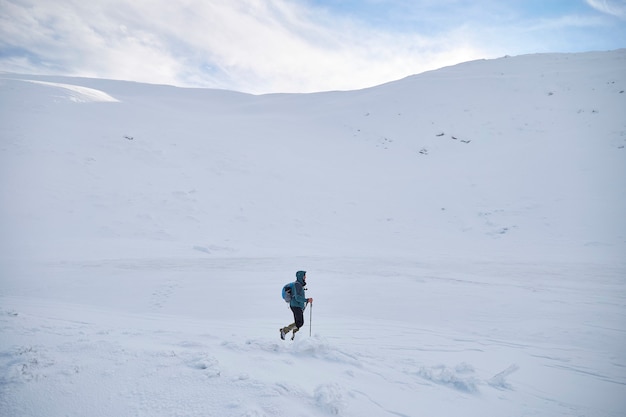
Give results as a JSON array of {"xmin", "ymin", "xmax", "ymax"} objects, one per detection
[{"xmin": 1, "ymin": 50, "xmax": 625, "ymax": 417}]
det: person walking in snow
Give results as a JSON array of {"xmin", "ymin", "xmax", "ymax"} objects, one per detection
[{"xmin": 280, "ymin": 270, "xmax": 313, "ymax": 340}]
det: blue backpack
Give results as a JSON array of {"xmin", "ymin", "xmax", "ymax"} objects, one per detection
[{"xmin": 282, "ymin": 282, "xmax": 296, "ymax": 303}]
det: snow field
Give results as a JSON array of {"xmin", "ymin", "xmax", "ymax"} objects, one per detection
[
  {"xmin": 1, "ymin": 256, "xmax": 625, "ymax": 416},
  {"xmin": 1, "ymin": 50, "xmax": 625, "ymax": 416}
]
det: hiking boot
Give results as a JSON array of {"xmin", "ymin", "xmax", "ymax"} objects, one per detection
[
  {"xmin": 280, "ymin": 328, "xmax": 286, "ymax": 340},
  {"xmin": 291, "ymin": 327, "xmax": 299, "ymax": 340}
]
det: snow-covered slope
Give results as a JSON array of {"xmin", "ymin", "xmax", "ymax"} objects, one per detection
[
  {"xmin": 1, "ymin": 50, "xmax": 625, "ymax": 262},
  {"xmin": 2, "ymin": 51, "xmax": 626, "ymax": 258},
  {"xmin": 0, "ymin": 50, "xmax": 625, "ymax": 417}
]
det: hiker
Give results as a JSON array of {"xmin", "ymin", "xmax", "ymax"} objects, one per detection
[{"xmin": 280, "ymin": 270, "xmax": 313, "ymax": 340}]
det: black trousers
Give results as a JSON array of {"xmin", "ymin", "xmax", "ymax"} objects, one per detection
[{"xmin": 291, "ymin": 306, "xmax": 304, "ymax": 329}]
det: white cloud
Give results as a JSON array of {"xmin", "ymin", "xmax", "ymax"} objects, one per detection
[
  {"xmin": 0, "ymin": 0, "xmax": 492, "ymax": 92},
  {"xmin": 0, "ymin": 0, "xmax": 622, "ymax": 93},
  {"xmin": 586, "ymin": 0, "xmax": 626, "ymax": 19}
]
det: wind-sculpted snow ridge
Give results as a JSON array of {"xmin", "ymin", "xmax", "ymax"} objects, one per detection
[
  {"xmin": 21, "ymin": 79, "xmax": 120, "ymax": 102},
  {"xmin": 487, "ymin": 364, "xmax": 520, "ymax": 390},
  {"xmin": 415, "ymin": 362, "xmax": 519, "ymax": 393}
]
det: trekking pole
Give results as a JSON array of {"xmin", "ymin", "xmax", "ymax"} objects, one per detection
[{"xmin": 309, "ymin": 302, "xmax": 313, "ymax": 337}]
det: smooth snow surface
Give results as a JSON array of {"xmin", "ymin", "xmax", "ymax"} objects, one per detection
[{"xmin": 1, "ymin": 50, "xmax": 625, "ymax": 417}]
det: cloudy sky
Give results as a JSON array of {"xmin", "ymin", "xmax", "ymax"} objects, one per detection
[{"xmin": 1, "ymin": 0, "xmax": 625, "ymax": 93}]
